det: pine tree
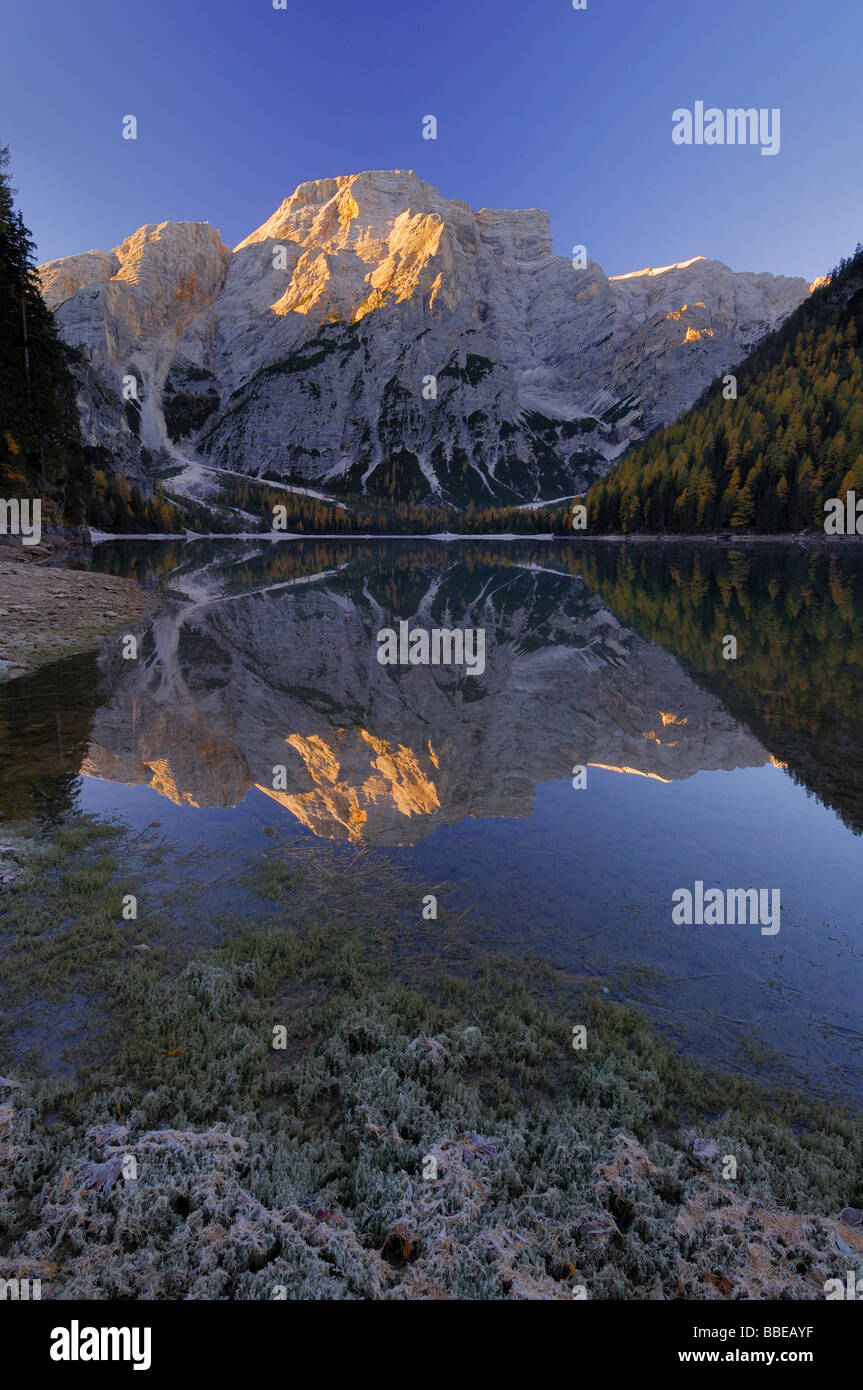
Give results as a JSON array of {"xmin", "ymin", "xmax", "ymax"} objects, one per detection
[{"xmin": 0, "ymin": 144, "xmax": 84, "ymax": 516}]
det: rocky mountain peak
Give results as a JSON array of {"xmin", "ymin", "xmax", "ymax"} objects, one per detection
[{"xmin": 37, "ymin": 172, "xmax": 813, "ymax": 510}]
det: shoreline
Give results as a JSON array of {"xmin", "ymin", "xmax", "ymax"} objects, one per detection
[
  {"xmin": 82, "ymin": 528, "xmax": 863, "ymax": 545},
  {"xmin": 0, "ymin": 554, "xmax": 158, "ymax": 682}
]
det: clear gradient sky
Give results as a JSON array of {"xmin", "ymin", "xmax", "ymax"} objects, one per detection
[{"xmin": 1, "ymin": 0, "xmax": 860, "ymax": 282}]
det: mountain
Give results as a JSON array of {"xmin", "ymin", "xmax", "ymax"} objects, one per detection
[
  {"xmin": 586, "ymin": 243, "xmax": 863, "ymax": 532},
  {"xmin": 38, "ymin": 170, "xmax": 812, "ymax": 512}
]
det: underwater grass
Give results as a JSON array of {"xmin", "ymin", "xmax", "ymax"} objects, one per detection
[{"xmin": 0, "ymin": 816, "xmax": 861, "ymax": 1299}]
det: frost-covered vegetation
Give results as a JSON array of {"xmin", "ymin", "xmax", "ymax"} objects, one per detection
[{"xmin": 0, "ymin": 819, "xmax": 861, "ymax": 1299}]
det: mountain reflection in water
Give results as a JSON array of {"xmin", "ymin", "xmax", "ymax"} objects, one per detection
[
  {"xmin": 2, "ymin": 538, "xmax": 862, "ymax": 1103},
  {"xmin": 78, "ymin": 541, "xmax": 779, "ymax": 843}
]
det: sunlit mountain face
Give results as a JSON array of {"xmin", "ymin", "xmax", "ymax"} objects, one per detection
[
  {"xmin": 37, "ymin": 171, "xmax": 811, "ymax": 511},
  {"xmin": 68, "ymin": 541, "xmax": 772, "ymax": 845}
]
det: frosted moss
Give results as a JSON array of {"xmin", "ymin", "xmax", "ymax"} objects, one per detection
[{"xmin": 0, "ymin": 817, "xmax": 860, "ymax": 1300}]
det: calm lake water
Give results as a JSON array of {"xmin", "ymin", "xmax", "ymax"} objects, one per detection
[{"xmin": 2, "ymin": 538, "xmax": 862, "ymax": 1105}]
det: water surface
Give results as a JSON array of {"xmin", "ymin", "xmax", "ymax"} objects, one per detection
[{"xmin": 3, "ymin": 538, "xmax": 862, "ymax": 1103}]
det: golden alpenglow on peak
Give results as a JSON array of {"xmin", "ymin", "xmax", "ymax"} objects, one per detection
[
  {"xmin": 232, "ymin": 172, "xmax": 460, "ymax": 326},
  {"xmin": 234, "ymin": 170, "xmax": 452, "ymax": 252},
  {"xmin": 609, "ymin": 255, "xmax": 707, "ymax": 281}
]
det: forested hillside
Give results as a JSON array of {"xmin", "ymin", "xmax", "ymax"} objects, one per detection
[{"xmin": 586, "ymin": 245, "xmax": 863, "ymax": 533}]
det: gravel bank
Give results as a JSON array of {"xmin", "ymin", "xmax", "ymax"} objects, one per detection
[{"xmin": 0, "ymin": 556, "xmax": 156, "ymax": 681}]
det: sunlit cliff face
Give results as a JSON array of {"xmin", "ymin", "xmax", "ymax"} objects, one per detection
[
  {"xmin": 264, "ymin": 206, "xmax": 448, "ymax": 323},
  {"xmin": 76, "ymin": 551, "xmax": 773, "ymax": 846}
]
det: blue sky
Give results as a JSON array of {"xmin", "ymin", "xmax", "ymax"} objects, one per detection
[{"xmin": 2, "ymin": 0, "xmax": 860, "ymax": 281}]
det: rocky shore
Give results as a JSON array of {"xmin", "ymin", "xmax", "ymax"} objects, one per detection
[{"xmin": 0, "ymin": 547, "xmax": 156, "ymax": 681}]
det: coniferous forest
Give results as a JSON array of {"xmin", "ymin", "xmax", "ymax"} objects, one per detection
[
  {"xmin": 585, "ymin": 245, "xmax": 863, "ymax": 534},
  {"xmin": 0, "ymin": 145, "xmax": 87, "ymax": 525}
]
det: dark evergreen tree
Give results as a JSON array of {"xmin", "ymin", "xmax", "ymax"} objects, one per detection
[{"xmin": 0, "ymin": 144, "xmax": 84, "ymax": 519}]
